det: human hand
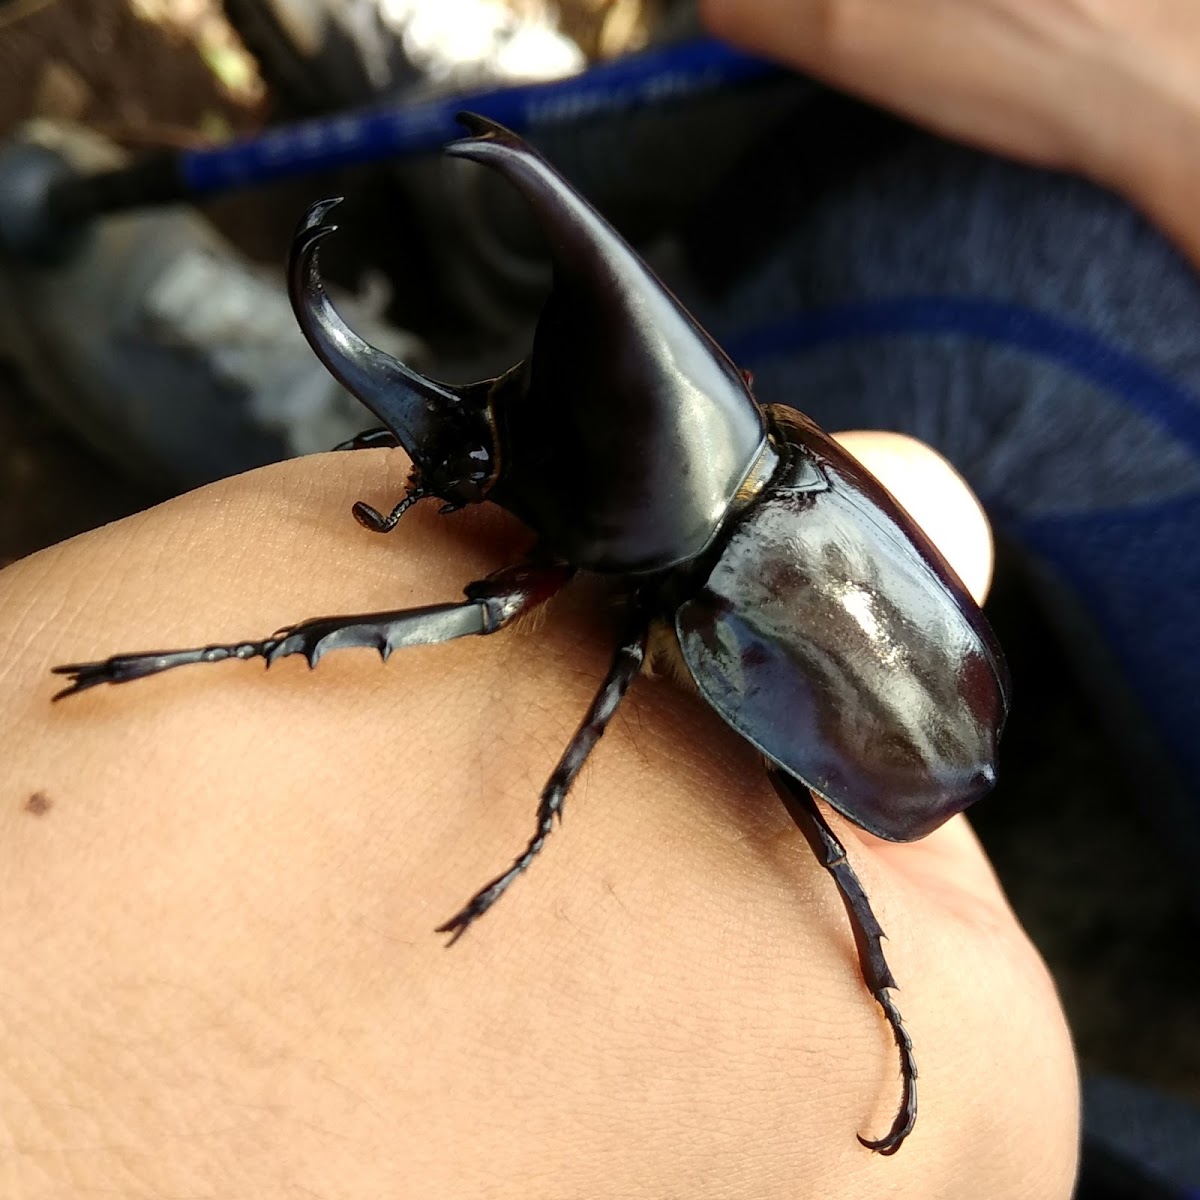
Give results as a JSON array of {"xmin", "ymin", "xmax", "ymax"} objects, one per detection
[
  {"xmin": 700, "ymin": 0, "xmax": 1200, "ymax": 263},
  {"xmin": 0, "ymin": 435, "xmax": 1077, "ymax": 1198}
]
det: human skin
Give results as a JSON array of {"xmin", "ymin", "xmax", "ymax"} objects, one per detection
[
  {"xmin": 699, "ymin": 0, "xmax": 1200, "ymax": 268},
  {"xmin": 0, "ymin": 434, "xmax": 1077, "ymax": 1198}
]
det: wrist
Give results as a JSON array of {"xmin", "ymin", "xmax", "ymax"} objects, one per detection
[
  {"xmin": 1101, "ymin": 80, "xmax": 1200, "ymax": 266},
  {"xmin": 1052, "ymin": 15, "xmax": 1200, "ymax": 264}
]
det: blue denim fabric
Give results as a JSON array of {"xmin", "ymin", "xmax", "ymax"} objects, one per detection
[{"xmin": 687, "ymin": 134, "xmax": 1200, "ymax": 882}]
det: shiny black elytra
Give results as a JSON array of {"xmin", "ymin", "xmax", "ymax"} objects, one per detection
[{"xmin": 52, "ymin": 113, "xmax": 1009, "ymax": 1155}]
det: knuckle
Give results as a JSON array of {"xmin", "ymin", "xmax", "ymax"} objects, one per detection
[
  {"xmin": 803, "ymin": 0, "xmax": 874, "ymax": 64},
  {"xmin": 698, "ymin": 0, "xmax": 872, "ymax": 66}
]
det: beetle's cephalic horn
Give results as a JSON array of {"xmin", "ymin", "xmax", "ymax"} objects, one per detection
[{"xmin": 287, "ymin": 198, "xmax": 463, "ymax": 456}]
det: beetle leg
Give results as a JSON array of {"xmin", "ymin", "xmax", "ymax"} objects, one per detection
[
  {"xmin": 768, "ymin": 770, "xmax": 917, "ymax": 1156},
  {"xmin": 332, "ymin": 427, "xmax": 401, "ymax": 452},
  {"xmin": 436, "ymin": 616, "xmax": 649, "ymax": 945},
  {"xmin": 51, "ymin": 563, "xmax": 572, "ymax": 700}
]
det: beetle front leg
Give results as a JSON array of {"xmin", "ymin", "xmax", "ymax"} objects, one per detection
[
  {"xmin": 768, "ymin": 770, "xmax": 917, "ymax": 1156},
  {"xmin": 332, "ymin": 427, "xmax": 400, "ymax": 451},
  {"xmin": 52, "ymin": 563, "xmax": 572, "ymax": 700},
  {"xmin": 436, "ymin": 616, "xmax": 649, "ymax": 944}
]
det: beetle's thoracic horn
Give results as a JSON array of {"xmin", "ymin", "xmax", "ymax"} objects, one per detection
[
  {"xmin": 287, "ymin": 198, "xmax": 462, "ymax": 456},
  {"xmin": 447, "ymin": 112, "xmax": 747, "ymax": 385},
  {"xmin": 444, "ymin": 112, "xmax": 766, "ymax": 572}
]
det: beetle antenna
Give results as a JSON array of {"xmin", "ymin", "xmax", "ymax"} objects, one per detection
[{"xmin": 351, "ymin": 485, "xmax": 428, "ymax": 533}]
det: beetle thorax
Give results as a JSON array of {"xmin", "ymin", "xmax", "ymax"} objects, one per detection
[{"xmin": 490, "ymin": 298, "xmax": 769, "ymax": 574}]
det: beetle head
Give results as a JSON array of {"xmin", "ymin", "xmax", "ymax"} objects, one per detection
[{"xmin": 288, "ymin": 198, "xmax": 497, "ymax": 507}]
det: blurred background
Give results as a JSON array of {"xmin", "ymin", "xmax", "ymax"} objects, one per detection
[{"xmin": 0, "ymin": 1, "xmax": 1197, "ymax": 1195}]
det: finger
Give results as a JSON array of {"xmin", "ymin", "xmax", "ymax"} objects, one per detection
[
  {"xmin": 833, "ymin": 430, "xmax": 995, "ymax": 603},
  {"xmin": 697, "ymin": 0, "xmax": 1105, "ymax": 171}
]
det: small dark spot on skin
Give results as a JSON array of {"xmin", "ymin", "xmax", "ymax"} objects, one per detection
[
  {"xmin": 24, "ymin": 791, "xmax": 51, "ymax": 816},
  {"xmin": 603, "ymin": 878, "xmax": 631, "ymax": 916}
]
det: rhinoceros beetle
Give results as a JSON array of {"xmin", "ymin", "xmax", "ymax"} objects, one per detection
[{"xmin": 52, "ymin": 113, "xmax": 1008, "ymax": 1155}]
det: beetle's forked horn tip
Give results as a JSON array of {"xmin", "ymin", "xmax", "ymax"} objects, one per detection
[
  {"xmin": 297, "ymin": 195, "xmax": 344, "ymax": 237},
  {"xmin": 453, "ymin": 111, "xmax": 502, "ymax": 141},
  {"xmin": 289, "ymin": 200, "xmax": 343, "ymax": 301},
  {"xmin": 290, "ymin": 199, "xmax": 343, "ymax": 274}
]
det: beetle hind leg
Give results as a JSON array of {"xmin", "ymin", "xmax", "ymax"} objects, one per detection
[
  {"xmin": 768, "ymin": 770, "xmax": 918, "ymax": 1156},
  {"xmin": 52, "ymin": 563, "xmax": 572, "ymax": 700},
  {"xmin": 436, "ymin": 616, "xmax": 649, "ymax": 944}
]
